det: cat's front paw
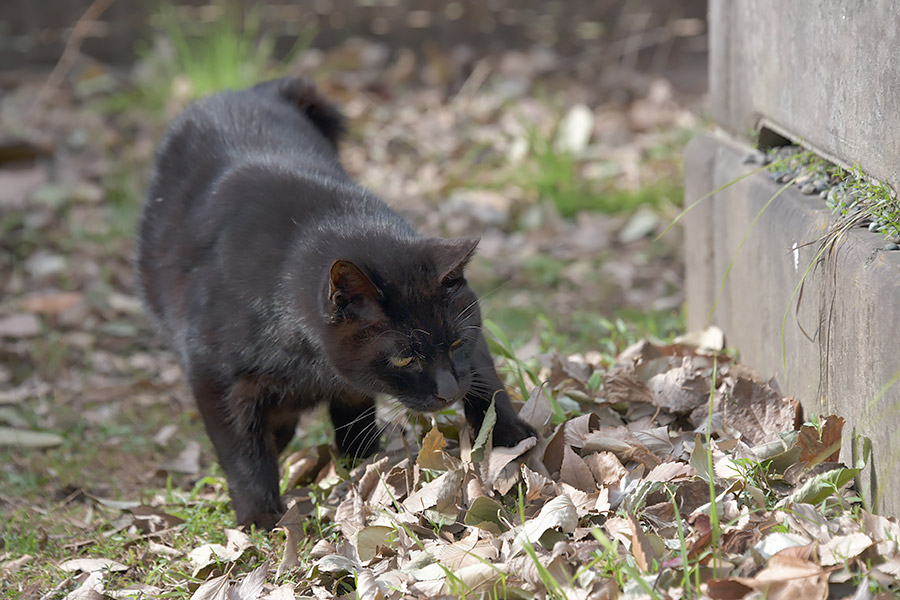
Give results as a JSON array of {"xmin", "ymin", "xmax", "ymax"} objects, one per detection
[
  {"xmin": 237, "ymin": 508, "xmax": 284, "ymax": 531},
  {"xmin": 491, "ymin": 416, "xmax": 538, "ymax": 448}
]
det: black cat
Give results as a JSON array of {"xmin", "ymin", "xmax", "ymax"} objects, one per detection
[{"xmin": 137, "ymin": 78, "xmax": 536, "ymax": 529}]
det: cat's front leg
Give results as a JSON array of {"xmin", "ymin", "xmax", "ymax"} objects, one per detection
[
  {"xmin": 464, "ymin": 334, "xmax": 537, "ymax": 447},
  {"xmin": 191, "ymin": 374, "xmax": 285, "ymax": 530}
]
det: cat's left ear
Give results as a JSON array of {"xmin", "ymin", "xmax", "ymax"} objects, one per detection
[
  {"xmin": 328, "ymin": 259, "xmax": 384, "ymax": 322},
  {"xmin": 434, "ymin": 236, "xmax": 480, "ymax": 286}
]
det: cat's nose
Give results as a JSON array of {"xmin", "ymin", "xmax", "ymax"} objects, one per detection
[{"xmin": 434, "ymin": 369, "xmax": 460, "ymax": 403}]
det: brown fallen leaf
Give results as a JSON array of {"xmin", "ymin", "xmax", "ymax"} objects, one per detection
[
  {"xmin": 796, "ymin": 415, "xmax": 844, "ymax": 464},
  {"xmin": 584, "ymin": 451, "xmax": 627, "ymax": 487},
  {"xmin": 647, "ymin": 358, "xmax": 710, "ymax": 414},
  {"xmin": 751, "ymin": 554, "xmax": 828, "ymax": 599},
  {"xmin": 417, "ymin": 425, "xmax": 449, "ymax": 470},
  {"xmin": 602, "ymin": 367, "xmax": 652, "ymax": 405},
  {"xmin": 19, "ymin": 291, "xmax": 84, "ymax": 315},
  {"xmin": 644, "ymin": 461, "xmax": 697, "ymax": 482},
  {"xmin": 723, "ymin": 376, "xmax": 796, "ymax": 446},
  {"xmin": 511, "ymin": 495, "xmax": 578, "ymax": 556},
  {"xmin": 627, "ymin": 512, "xmax": 658, "ymax": 573},
  {"xmin": 706, "ymin": 578, "xmax": 754, "ymax": 600},
  {"xmin": 275, "ymin": 503, "xmax": 302, "ymax": 577},
  {"xmin": 560, "ymin": 445, "xmax": 596, "ymax": 492},
  {"xmin": 518, "ymin": 383, "xmax": 554, "ymax": 431},
  {"xmin": 402, "ymin": 468, "xmax": 464, "ymax": 513}
]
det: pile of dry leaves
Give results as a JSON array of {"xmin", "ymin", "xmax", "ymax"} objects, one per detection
[{"xmin": 71, "ymin": 334, "xmax": 896, "ymax": 600}]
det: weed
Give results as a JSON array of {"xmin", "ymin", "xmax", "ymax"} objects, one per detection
[{"xmin": 106, "ymin": 1, "xmax": 312, "ymax": 115}]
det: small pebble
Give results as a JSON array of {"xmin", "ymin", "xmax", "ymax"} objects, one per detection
[
  {"xmin": 800, "ymin": 183, "xmax": 817, "ymax": 195},
  {"xmin": 813, "ymin": 179, "xmax": 828, "ymax": 192},
  {"xmin": 742, "ymin": 152, "xmax": 760, "ymax": 164},
  {"xmin": 884, "ymin": 243, "xmax": 899, "ymax": 251},
  {"xmin": 794, "ymin": 174, "xmax": 813, "ymax": 186},
  {"xmin": 769, "ymin": 171, "xmax": 784, "ymax": 181},
  {"xmin": 760, "ymin": 154, "xmax": 772, "ymax": 165},
  {"xmin": 819, "ymin": 190, "xmax": 829, "ymax": 199},
  {"xmin": 869, "ymin": 221, "xmax": 882, "ymax": 232},
  {"xmin": 778, "ymin": 173, "xmax": 793, "ymax": 183}
]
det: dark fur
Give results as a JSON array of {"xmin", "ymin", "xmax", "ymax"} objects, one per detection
[{"xmin": 137, "ymin": 78, "xmax": 536, "ymax": 529}]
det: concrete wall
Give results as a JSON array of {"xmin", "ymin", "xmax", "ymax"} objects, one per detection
[
  {"xmin": 684, "ymin": 133, "xmax": 900, "ymax": 515},
  {"xmin": 688, "ymin": 0, "xmax": 900, "ymax": 515},
  {"xmin": 709, "ymin": 0, "xmax": 900, "ymax": 193}
]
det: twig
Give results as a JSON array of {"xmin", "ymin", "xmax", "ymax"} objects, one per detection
[
  {"xmin": 38, "ymin": 575, "xmax": 73, "ymax": 600},
  {"xmin": 27, "ymin": 0, "xmax": 118, "ymax": 125}
]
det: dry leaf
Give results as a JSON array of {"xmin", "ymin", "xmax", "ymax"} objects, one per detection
[
  {"xmin": 751, "ymin": 554, "xmax": 828, "ymax": 599},
  {"xmin": 417, "ymin": 426, "xmax": 449, "ymax": 470},
  {"xmin": 0, "ymin": 313, "xmax": 41, "ymax": 338},
  {"xmin": 159, "ymin": 440, "xmax": 202, "ymax": 475},
  {"xmin": 19, "ymin": 291, "xmax": 83, "ymax": 315},
  {"xmin": 354, "ymin": 526, "xmax": 396, "ymax": 563},
  {"xmin": 275, "ymin": 503, "xmax": 302, "ymax": 577},
  {"xmin": 511, "ymin": 495, "xmax": 578, "ymax": 556},
  {"xmin": 627, "ymin": 512, "xmax": 658, "ymax": 573},
  {"xmin": 484, "ymin": 434, "xmax": 536, "ymax": 488},
  {"xmin": 647, "ymin": 359, "xmax": 710, "ymax": 413},
  {"xmin": 519, "ymin": 384, "xmax": 554, "ymax": 431},
  {"xmin": 584, "ymin": 451, "xmax": 627, "ymax": 487},
  {"xmin": 0, "ymin": 426, "xmax": 63, "ymax": 449},
  {"xmin": 234, "ymin": 561, "xmax": 269, "ymax": 600},
  {"xmin": 818, "ymin": 533, "xmax": 872, "ymax": 567},
  {"xmin": 355, "ymin": 569, "xmax": 384, "ymax": 600},
  {"xmin": 796, "ymin": 415, "xmax": 844, "ymax": 463},
  {"xmin": 402, "ymin": 468, "xmax": 463, "ymax": 513},
  {"xmin": 190, "ymin": 574, "xmax": 229, "ymax": 600},
  {"xmin": 644, "ymin": 461, "xmax": 697, "ymax": 482},
  {"xmin": 603, "ymin": 367, "xmax": 652, "ymax": 404},
  {"xmin": 521, "ymin": 463, "xmax": 554, "ymax": 501},
  {"xmin": 59, "ymin": 558, "xmax": 129, "ymax": 573},
  {"xmin": 723, "ymin": 377, "xmax": 796, "ymax": 446},
  {"xmin": 560, "ymin": 445, "xmax": 596, "ymax": 492}
]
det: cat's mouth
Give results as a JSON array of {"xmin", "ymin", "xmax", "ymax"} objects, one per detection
[{"xmin": 398, "ymin": 394, "xmax": 458, "ymax": 413}]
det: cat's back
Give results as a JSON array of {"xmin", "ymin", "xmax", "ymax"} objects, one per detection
[{"xmin": 137, "ymin": 78, "xmax": 350, "ymax": 340}]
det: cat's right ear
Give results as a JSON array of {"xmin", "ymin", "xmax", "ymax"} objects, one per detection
[{"xmin": 328, "ymin": 260, "xmax": 384, "ymax": 322}]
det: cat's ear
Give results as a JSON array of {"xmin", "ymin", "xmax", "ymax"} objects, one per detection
[
  {"xmin": 434, "ymin": 236, "xmax": 480, "ymax": 286},
  {"xmin": 328, "ymin": 259, "xmax": 383, "ymax": 321}
]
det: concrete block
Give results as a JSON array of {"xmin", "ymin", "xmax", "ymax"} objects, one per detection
[
  {"xmin": 684, "ymin": 133, "xmax": 900, "ymax": 515},
  {"xmin": 709, "ymin": 0, "xmax": 900, "ymax": 193}
]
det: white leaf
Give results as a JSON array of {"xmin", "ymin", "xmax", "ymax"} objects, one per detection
[
  {"xmin": 554, "ymin": 104, "xmax": 594, "ymax": 154},
  {"xmin": 59, "ymin": 558, "xmax": 128, "ymax": 573},
  {"xmin": 232, "ymin": 561, "xmax": 269, "ymax": 600},
  {"xmin": 190, "ymin": 574, "xmax": 229, "ymax": 600},
  {"xmin": 0, "ymin": 426, "xmax": 63, "ymax": 449},
  {"xmin": 819, "ymin": 533, "xmax": 873, "ymax": 567},
  {"xmin": 510, "ymin": 495, "xmax": 577, "ymax": 556}
]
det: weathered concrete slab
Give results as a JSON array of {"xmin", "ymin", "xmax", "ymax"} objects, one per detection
[
  {"xmin": 710, "ymin": 0, "xmax": 900, "ymax": 193},
  {"xmin": 684, "ymin": 133, "xmax": 900, "ymax": 515}
]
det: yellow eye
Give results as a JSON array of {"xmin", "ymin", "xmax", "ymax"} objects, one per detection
[
  {"xmin": 391, "ymin": 356, "xmax": 414, "ymax": 368},
  {"xmin": 449, "ymin": 339, "xmax": 463, "ymax": 350}
]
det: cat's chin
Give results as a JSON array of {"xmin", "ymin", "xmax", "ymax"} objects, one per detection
[{"xmin": 396, "ymin": 395, "xmax": 454, "ymax": 413}]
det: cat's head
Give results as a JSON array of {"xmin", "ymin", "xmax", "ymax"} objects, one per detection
[{"xmin": 322, "ymin": 236, "xmax": 484, "ymax": 412}]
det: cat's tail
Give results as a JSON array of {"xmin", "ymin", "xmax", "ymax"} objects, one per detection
[{"xmin": 254, "ymin": 77, "xmax": 345, "ymax": 149}]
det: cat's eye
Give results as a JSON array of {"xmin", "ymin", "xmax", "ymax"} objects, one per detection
[
  {"xmin": 390, "ymin": 356, "xmax": 414, "ymax": 368},
  {"xmin": 449, "ymin": 339, "xmax": 463, "ymax": 350}
]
